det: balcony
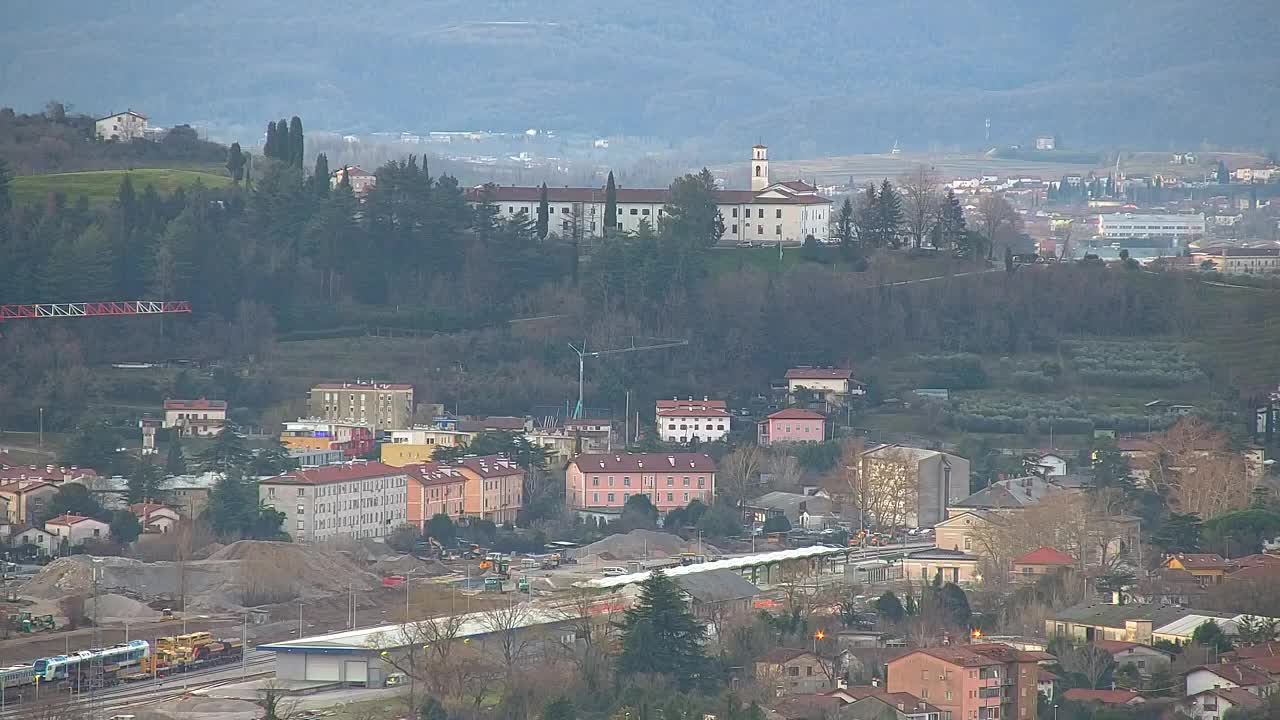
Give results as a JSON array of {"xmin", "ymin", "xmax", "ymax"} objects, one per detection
[{"xmin": 978, "ymin": 687, "xmax": 1001, "ymax": 700}]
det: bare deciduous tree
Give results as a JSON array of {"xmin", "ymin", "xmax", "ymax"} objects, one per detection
[
  {"xmin": 1149, "ymin": 417, "xmax": 1252, "ymax": 518},
  {"xmin": 974, "ymin": 194, "xmax": 1022, "ymax": 259},
  {"xmin": 900, "ymin": 165, "xmax": 941, "ymax": 249},
  {"xmin": 720, "ymin": 446, "xmax": 764, "ymax": 507},
  {"xmin": 762, "ymin": 451, "xmax": 802, "ymax": 492},
  {"xmin": 258, "ymin": 680, "xmax": 300, "ymax": 720},
  {"xmin": 855, "ymin": 446, "xmax": 922, "ymax": 529}
]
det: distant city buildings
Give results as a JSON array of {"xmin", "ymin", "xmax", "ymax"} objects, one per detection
[{"xmin": 1097, "ymin": 213, "xmax": 1206, "ymax": 240}]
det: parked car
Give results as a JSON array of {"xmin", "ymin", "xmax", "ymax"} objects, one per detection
[{"xmin": 736, "ymin": 240, "xmax": 754, "ymax": 248}]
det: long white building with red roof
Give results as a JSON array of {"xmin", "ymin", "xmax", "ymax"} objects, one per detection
[
  {"xmin": 655, "ymin": 397, "xmax": 731, "ymax": 444},
  {"xmin": 259, "ymin": 460, "xmax": 410, "ymax": 542},
  {"xmin": 468, "ymin": 145, "xmax": 831, "ymax": 244}
]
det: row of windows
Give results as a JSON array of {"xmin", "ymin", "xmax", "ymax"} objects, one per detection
[
  {"xmin": 590, "ymin": 476, "xmax": 706, "ymax": 488},
  {"xmin": 731, "ymin": 208, "xmax": 783, "ymax": 219},
  {"xmin": 591, "ymin": 491, "xmax": 701, "ymax": 504},
  {"xmin": 665, "ymin": 424, "xmax": 726, "ymax": 432}
]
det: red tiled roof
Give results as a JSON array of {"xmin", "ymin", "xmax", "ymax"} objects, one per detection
[
  {"xmin": 656, "ymin": 399, "xmax": 728, "ymax": 411},
  {"xmin": 785, "ymin": 367, "xmax": 852, "ymax": 380},
  {"xmin": 1038, "ymin": 668, "xmax": 1061, "ymax": 682},
  {"xmin": 1062, "ymin": 689, "xmax": 1140, "ymax": 705},
  {"xmin": 766, "ymin": 408, "xmax": 826, "ymax": 421},
  {"xmin": 1227, "ymin": 563, "xmax": 1280, "ymax": 582},
  {"xmin": 129, "ymin": 502, "xmax": 176, "ymax": 517},
  {"xmin": 1231, "ymin": 641, "xmax": 1280, "ymax": 660},
  {"xmin": 45, "ymin": 514, "xmax": 100, "ymax": 526},
  {"xmin": 894, "ymin": 647, "xmax": 1001, "ymax": 668},
  {"xmin": 1193, "ymin": 662, "xmax": 1274, "ymax": 688},
  {"xmin": 163, "ymin": 398, "xmax": 227, "ymax": 411},
  {"xmin": 1168, "ymin": 553, "xmax": 1230, "ymax": 570},
  {"xmin": 454, "ymin": 455, "xmax": 523, "ymax": 478},
  {"xmin": 966, "ymin": 643, "xmax": 1048, "ymax": 664},
  {"xmin": 657, "ymin": 407, "xmax": 731, "ymax": 418},
  {"xmin": 263, "ymin": 461, "xmax": 405, "ymax": 485},
  {"xmin": 0, "ymin": 465, "xmax": 97, "ymax": 482},
  {"xmin": 1197, "ymin": 687, "xmax": 1263, "ymax": 709},
  {"xmin": 1094, "ymin": 640, "xmax": 1140, "ymax": 654},
  {"xmin": 571, "ymin": 453, "xmax": 716, "ymax": 474},
  {"xmin": 1231, "ymin": 553, "xmax": 1280, "ymax": 569},
  {"xmin": 403, "ymin": 463, "xmax": 468, "ymax": 487},
  {"xmin": 0, "ymin": 480, "xmax": 55, "ymax": 494},
  {"xmin": 1013, "ymin": 547, "xmax": 1075, "ymax": 567},
  {"xmin": 312, "ymin": 382, "xmax": 413, "ymax": 391}
]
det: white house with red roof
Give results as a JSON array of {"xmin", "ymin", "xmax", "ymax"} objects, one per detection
[
  {"xmin": 163, "ymin": 398, "xmax": 227, "ymax": 437},
  {"xmin": 784, "ymin": 367, "xmax": 864, "ymax": 403},
  {"xmin": 1011, "ymin": 546, "xmax": 1076, "ymax": 580},
  {"xmin": 758, "ymin": 408, "xmax": 826, "ymax": 446},
  {"xmin": 1093, "ymin": 639, "xmax": 1173, "ymax": 678},
  {"xmin": 0, "ymin": 479, "xmax": 57, "ymax": 525},
  {"xmin": 130, "ymin": 502, "xmax": 180, "ymax": 534},
  {"xmin": 655, "ymin": 397, "xmax": 731, "ymax": 444},
  {"xmin": 469, "ymin": 145, "xmax": 832, "ymax": 244},
  {"xmin": 259, "ymin": 461, "xmax": 409, "ymax": 542},
  {"xmin": 45, "ymin": 513, "xmax": 110, "ymax": 546}
]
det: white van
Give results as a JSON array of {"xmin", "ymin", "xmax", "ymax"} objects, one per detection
[{"xmin": 601, "ymin": 566, "xmax": 627, "ymax": 577}]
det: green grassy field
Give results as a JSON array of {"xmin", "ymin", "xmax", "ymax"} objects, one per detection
[{"xmin": 10, "ymin": 168, "xmax": 231, "ymax": 207}]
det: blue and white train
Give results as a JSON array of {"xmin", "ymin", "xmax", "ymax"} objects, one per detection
[{"xmin": 0, "ymin": 640, "xmax": 150, "ymax": 692}]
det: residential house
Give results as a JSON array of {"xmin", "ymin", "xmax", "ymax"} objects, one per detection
[
  {"xmin": 162, "ymin": 398, "xmax": 227, "ymax": 437},
  {"xmin": 13, "ymin": 526, "xmax": 56, "ymax": 557},
  {"xmin": 0, "ymin": 464, "xmax": 99, "ymax": 486},
  {"xmin": 902, "ymin": 548, "xmax": 981, "ymax": 585},
  {"xmin": 165, "ymin": 472, "xmax": 221, "ymax": 518},
  {"xmin": 950, "ymin": 475, "xmax": 1072, "ymax": 512},
  {"xmin": 657, "ymin": 399, "xmax": 731, "ymax": 444},
  {"xmin": 402, "ymin": 463, "xmax": 467, "ymax": 531},
  {"xmin": 671, "ymin": 570, "xmax": 760, "ymax": 620},
  {"xmin": 1037, "ymin": 668, "xmax": 1059, "ymax": 703},
  {"xmin": 769, "ymin": 689, "xmax": 941, "ymax": 720},
  {"xmin": 755, "ymin": 648, "xmax": 833, "ymax": 695},
  {"xmin": 130, "ymin": 503, "xmax": 179, "ymax": 534},
  {"xmin": 1046, "ymin": 604, "xmax": 1233, "ymax": 645},
  {"xmin": 1061, "ymin": 689, "xmax": 1143, "ymax": 706},
  {"xmin": 281, "ymin": 419, "xmax": 375, "ymax": 458},
  {"xmin": 1166, "ymin": 553, "xmax": 1232, "ymax": 586},
  {"xmin": 1035, "ymin": 135, "xmax": 1057, "ymax": 151},
  {"xmin": 1153, "ymin": 613, "xmax": 1275, "ymax": 646},
  {"xmin": 471, "ymin": 145, "xmax": 832, "ymax": 243},
  {"xmin": 259, "ymin": 461, "xmax": 409, "ymax": 542},
  {"xmin": 1093, "ymin": 640, "xmax": 1172, "ymax": 679},
  {"xmin": 0, "ymin": 480, "xmax": 57, "ymax": 525},
  {"xmin": 331, "ymin": 166, "xmax": 378, "ymax": 195},
  {"xmin": 1025, "ymin": 453, "xmax": 1067, "ymax": 477},
  {"xmin": 382, "ymin": 427, "xmax": 469, "ymax": 466},
  {"xmin": 1011, "ymin": 547, "xmax": 1075, "ymax": 580},
  {"xmin": 45, "ymin": 514, "xmax": 110, "ymax": 546},
  {"xmin": 1185, "ymin": 687, "xmax": 1263, "ymax": 720},
  {"xmin": 843, "ymin": 692, "xmax": 942, "ymax": 720},
  {"xmin": 785, "ymin": 367, "xmax": 863, "ymax": 404},
  {"xmin": 886, "ymin": 644, "xmax": 1042, "ymax": 720},
  {"xmin": 758, "ymin": 409, "xmax": 827, "ymax": 446},
  {"xmin": 745, "ymin": 491, "xmax": 837, "ymax": 530},
  {"xmin": 934, "ymin": 510, "xmax": 1000, "ymax": 555},
  {"xmin": 1186, "ymin": 662, "xmax": 1279, "ymax": 697},
  {"xmin": 453, "ymin": 455, "xmax": 524, "ymax": 524},
  {"xmin": 95, "ymin": 110, "xmax": 148, "ymax": 141},
  {"xmin": 565, "ymin": 453, "xmax": 716, "ymax": 515},
  {"xmin": 1134, "ymin": 567, "xmax": 1211, "ymax": 606},
  {"xmin": 307, "ymin": 382, "xmax": 414, "ymax": 431},
  {"xmin": 860, "ymin": 446, "xmax": 970, "ymax": 528}
]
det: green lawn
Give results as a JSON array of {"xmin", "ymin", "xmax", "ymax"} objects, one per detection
[{"xmin": 10, "ymin": 168, "xmax": 231, "ymax": 207}]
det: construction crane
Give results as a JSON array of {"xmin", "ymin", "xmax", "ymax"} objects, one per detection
[
  {"xmin": 0, "ymin": 300, "xmax": 192, "ymax": 323},
  {"xmin": 568, "ymin": 337, "xmax": 688, "ymax": 419}
]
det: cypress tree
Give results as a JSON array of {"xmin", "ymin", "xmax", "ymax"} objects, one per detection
[
  {"xmin": 877, "ymin": 179, "xmax": 903, "ymax": 248},
  {"xmin": 603, "ymin": 171, "xmax": 617, "ymax": 234},
  {"xmin": 226, "ymin": 142, "xmax": 246, "ymax": 183},
  {"xmin": 277, "ymin": 118, "xmax": 290, "ymax": 161},
  {"xmin": 165, "ymin": 434, "xmax": 187, "ymax": 477},
  {"xmin": 264, "ymin": 121, "xmax": 278, "ymax": 160},
  {"xmin": 289, "ymin": 116, "xmax": 304, "ymax": 168},
  {"xmin": 313, "ymin": 153, "xmax": 330, "ymax": 197},
  {"xmin": 536, "ymin": 182, "xmax": 549, "ymax": 240}
]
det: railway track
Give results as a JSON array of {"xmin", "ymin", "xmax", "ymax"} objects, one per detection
[{"xmin": 0, "ymin": 653, "xmax": 275, "ymax": 717}]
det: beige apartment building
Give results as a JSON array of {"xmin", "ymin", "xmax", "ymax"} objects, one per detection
[
  {"xmin": 308, "ymin": 382, "xmax": 414, "ymax": 431},
  {"xmin": 859, "ymin": 446, "xmax": 970, "ymax": 528},
  {"xmin": 259, "ymin": 461, "xmax": 409, "ymax": 542}
]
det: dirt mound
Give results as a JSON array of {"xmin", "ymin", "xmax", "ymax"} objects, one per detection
[
  {"xmin": 87, "ymin": 593, "xmax": 161, "ymax": 621},
  {"xmin": 372, "ymin": 554, "xmax": 451, "ymax": 577},
  {"xmin": 190, "ymin": 542, "xmax": 226, "ymax": 560},
  {"xmin": 571, "ymin": 529, "xmax": 720, "ymax": 562}
]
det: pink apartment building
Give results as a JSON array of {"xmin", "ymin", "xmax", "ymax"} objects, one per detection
[
  {"xmin": 758, "ymin": 408, "xmax": 826, "ymax": 446},
  {"xmin": 403, "ymin": 463, "xmax": 468, "ymax": 530},
  {"xmin": 566, "ymin": 453, "xmax": 716, "ymax": 513}
]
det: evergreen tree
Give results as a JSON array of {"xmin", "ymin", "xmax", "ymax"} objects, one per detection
[
  {"xmin": 876, "ymin": 179, "xmax": 903, "ymax": 247},
  {"xmin": 109, "ymin": 510, "xmax": 142, "ymax": 544},
  {"xmin": 312, "ymin": 153, "xmax": 330, "ymax": 197},
  {"xmin": 938, "ymin": 188, "xmax": 966, "ymax": 249},
  {"xmin": 226, "ymin": 142, "xmax": 246, "ymax": 183},
  {"xmin": 127, "ymin": 454, "xmax": 165, "ymax": 504},
  {"xmin": 604, "ymin": 171, "xmax": 618, "ymax": 234},
  {"xmin": 875, "ymin": 591, "xmax": 905, "ymax": 624},
  {"xmin": 536, "ymin": 182, "xmax": 549, "ymax": 240},
  {"xmin": 618, "ymin": 570, "xmax": 707, "ymax": 688},
  {"xmin": 288, "ymin": 116, "xmax": 304, "ymax": 168},
  {"xmin": 938, "ymin": 582, "xmax": 972, "ymax": 626},
  {"xmin": 1216, "ymin": 160, "xmax": 1230, "ymax": 184},
  {"xmin": 264, "ymin": 121, "xmax": 278, "ymax": 160},
  {"xmin": 276, "ymin": 118, "xmax": 290, "ymax": 161},
  {"xmin": 542, "ymin": 696, "xmax": 576, "ymax": 720},
  {"xmin": 193, "ymin": 421, "xmax": 253, "ymax": 474},
  {"xmin": 834, "ymin": 197, "xmax": 855, "ymax": 252},
  {"xmin": 855, "ymin": 184, "xmax": 878, "ymax": 247},
  {"xmin": 165, "ymin": 434, "xmax": 187, "ymax": 477}
]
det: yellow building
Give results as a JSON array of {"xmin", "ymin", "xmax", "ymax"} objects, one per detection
[
  {"xmin": 1164, "ymin": 553, "xmax": 1231, "ymax": 586},
  {"xmin": 380, "ymin": 428, "xmax": 475, "ymax": 467}
]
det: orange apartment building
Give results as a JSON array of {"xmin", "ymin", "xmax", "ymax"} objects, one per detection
[
  {"xmin": 888, "ymin": 644, "xmax": 1042, "ymax": 720},
  {"xmin": 453, "ymin": 456, "xmax": 524, "ymax": 524},
  {"xmin": 403, "ymin": 463, "xmax": 467, "ymax": 530}
]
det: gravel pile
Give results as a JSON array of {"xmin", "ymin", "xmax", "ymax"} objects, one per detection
[
  {"xmin": 571, "ymin": 529, "xmax": 720, "ymax": 563},
  {"xmin": 87, "ymin": 593, "xmax": 162, "ymax": 621},
  {"xmin": 372, "ymin": 554, "xmax": 451, "ymax": 577}
]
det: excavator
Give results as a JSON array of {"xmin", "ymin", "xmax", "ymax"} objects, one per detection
[{"xmin": 12, "ymin": 611, "xmax": 55, "ymax": 633}]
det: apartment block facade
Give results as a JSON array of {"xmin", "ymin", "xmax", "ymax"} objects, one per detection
[
  {"xmin": 566, "ymin": 453, "xmax": 716, "ymax": 514},
  {"xmin": 888, "ymin": 644, "xmax": 1041, "ymax": 720},
  {"xmin": 259, "ymin": 461, "xmax": 409, "ymax": 542},
  {"xmin": 308, "ymin": 383, "xmax": 414, "ymax": 431}
]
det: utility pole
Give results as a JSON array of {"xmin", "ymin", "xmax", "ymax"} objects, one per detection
[
  {"xmin": 241, "ymin": 612, "xmax": 248, "ymax": 679},
  {"xmin": 567, "ymin": 337, "xmax": 688, "ymax": 419}
]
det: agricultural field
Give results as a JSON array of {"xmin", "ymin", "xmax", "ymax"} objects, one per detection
[{"xmin": 9, "ymin": 168, "xmax": 230, "ymax": 207}]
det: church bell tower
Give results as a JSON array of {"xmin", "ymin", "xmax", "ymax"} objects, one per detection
[{"xmin": 751, "ymin": 144, "xmax": 769, "ymax": 192}]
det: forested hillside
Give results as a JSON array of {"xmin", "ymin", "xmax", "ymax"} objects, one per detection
[{"xmin": 2, "ymin": 1, "xmax": 1277, "ymax": 152}]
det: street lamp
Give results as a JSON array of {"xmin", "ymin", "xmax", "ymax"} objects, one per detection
[{"xmin": 813, "ymin": 630, "xmax": 825, "ymax": 653}]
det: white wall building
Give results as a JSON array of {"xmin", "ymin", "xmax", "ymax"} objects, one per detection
[
  {"xmin": 95, "ymin": 110, "xmax": 148, "ymax": 141},
  {"xmin": 259, "ymin": 461, "xmax": 409, "ymax": 542},
  {"xmin": 471, "ymin": 145, "xmax": 832, "ymax": 244},
  {"xmin": 45, "ymin": 514, "xmax": 110, "ymax": 546},
  {"xmin": 1097, "ymin": 213, "xmax": 1206, "ymax": 240},
  {"xmin": 655, "ymin": 398, "xmax": 731, "ymax": 444}
]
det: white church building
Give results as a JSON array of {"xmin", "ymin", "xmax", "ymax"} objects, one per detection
[{"xmin": 469, "ymin": 145, "xmax": 832, "ymax": 244}]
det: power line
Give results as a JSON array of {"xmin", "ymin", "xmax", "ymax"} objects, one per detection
[{"xmin": 568, "ymin": 337, "xmax": 688, "ymax": 419}]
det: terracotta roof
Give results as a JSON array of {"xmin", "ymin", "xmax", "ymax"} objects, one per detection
[
  {"xmin": 894, "ymin": 646, "xmax": 1000, "ymax": 668},
  {"xmin": 571, "ymin": 453, "xmax": 716, "ymax": 474},
  {"xmin": 129, "ymin": 502, "xmax": 175, "ymax": 516},
  {"xmin": 1013, "ymin": 547, "xmax": 1075, "ymax": 567},
  {"xmin": 1226, "ymin": 563, "xmax": 1280, "ymax": 582},
  {"xmin": 765, "ymin": 408, "xmax": 826, "ymax": 421},
  {"xmin": 163, "ymin": 398, "xmax": 227, "ymax": 411},
  {"xmin": 312, "ymin": 382, "xmax": 413, "ymax": 391},
  {"xmin": 454, "ymin": 455, "xmax": 524, "ymax": 478},
  {"xmin": 45, "ymin": 514, "xmax": 101, "ymax": 526},
  {"xmin": 1038, "ymin": 667, "xmax": 1061, "ymax": 682},
  {"xmin": 1062, "ymin": 689, "xmax": 1141, "ymax": 705},
  {"xmin": 656, "ymin": 399, "xmax": 729, "ymax": 411},
  {"xmin": 1231, "ymin": 641, "xmax": 1280, "ymax": 660},
  {"xmin": 1192, "ymin": 662, "xmax": 1274, "ymax": 688},
  {"xmin": 0, "ymin": 480, "xmax": 55, "ymax": 494},
  {"xmin": 0, "ymin": 465, "xmax": 97, "ymax": 482},
  {"xmin": 1196, "ymin": 687, "xmax": 1263, "ymax": 709},
  {"xmin": 756, "ymin": 647, "xmax": 815, "ymax": 665},
  {"xmin": 263, "ymin": 461, "xmax": 405, "ymax": 485},
  {"xmin": 657, "ymin": 407, "xmax": 731, "ymax": 418},
  {"xmin": 966, "ymin": 643, "xmax": 1048, "ymax": 663},
  {"xmin": 768, "ymin": 694, "xmax": 842, "ymax": 720},
  {"xmin": 1238, "ymin": 655, "xmax": 1280, "ymax": 674},
  {"xmin": 785, "ymin": 367, "xmax": 852, "ymax": 380},
  {"xmin": 1168, "ymin": 553, "xmax": 1230, "ymax": 570},
  {"xmin": 403, "ymin": 463, "xmax": 468, "ymax": 487}
]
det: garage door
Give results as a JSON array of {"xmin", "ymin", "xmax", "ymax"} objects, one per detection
[
  {"xmin": 344, "ymin": 660, "xmax": 368, "ymax": 685},
  {"xmin": 306, "ymin": 654, "xmax": 341, "ymax": 682}
]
